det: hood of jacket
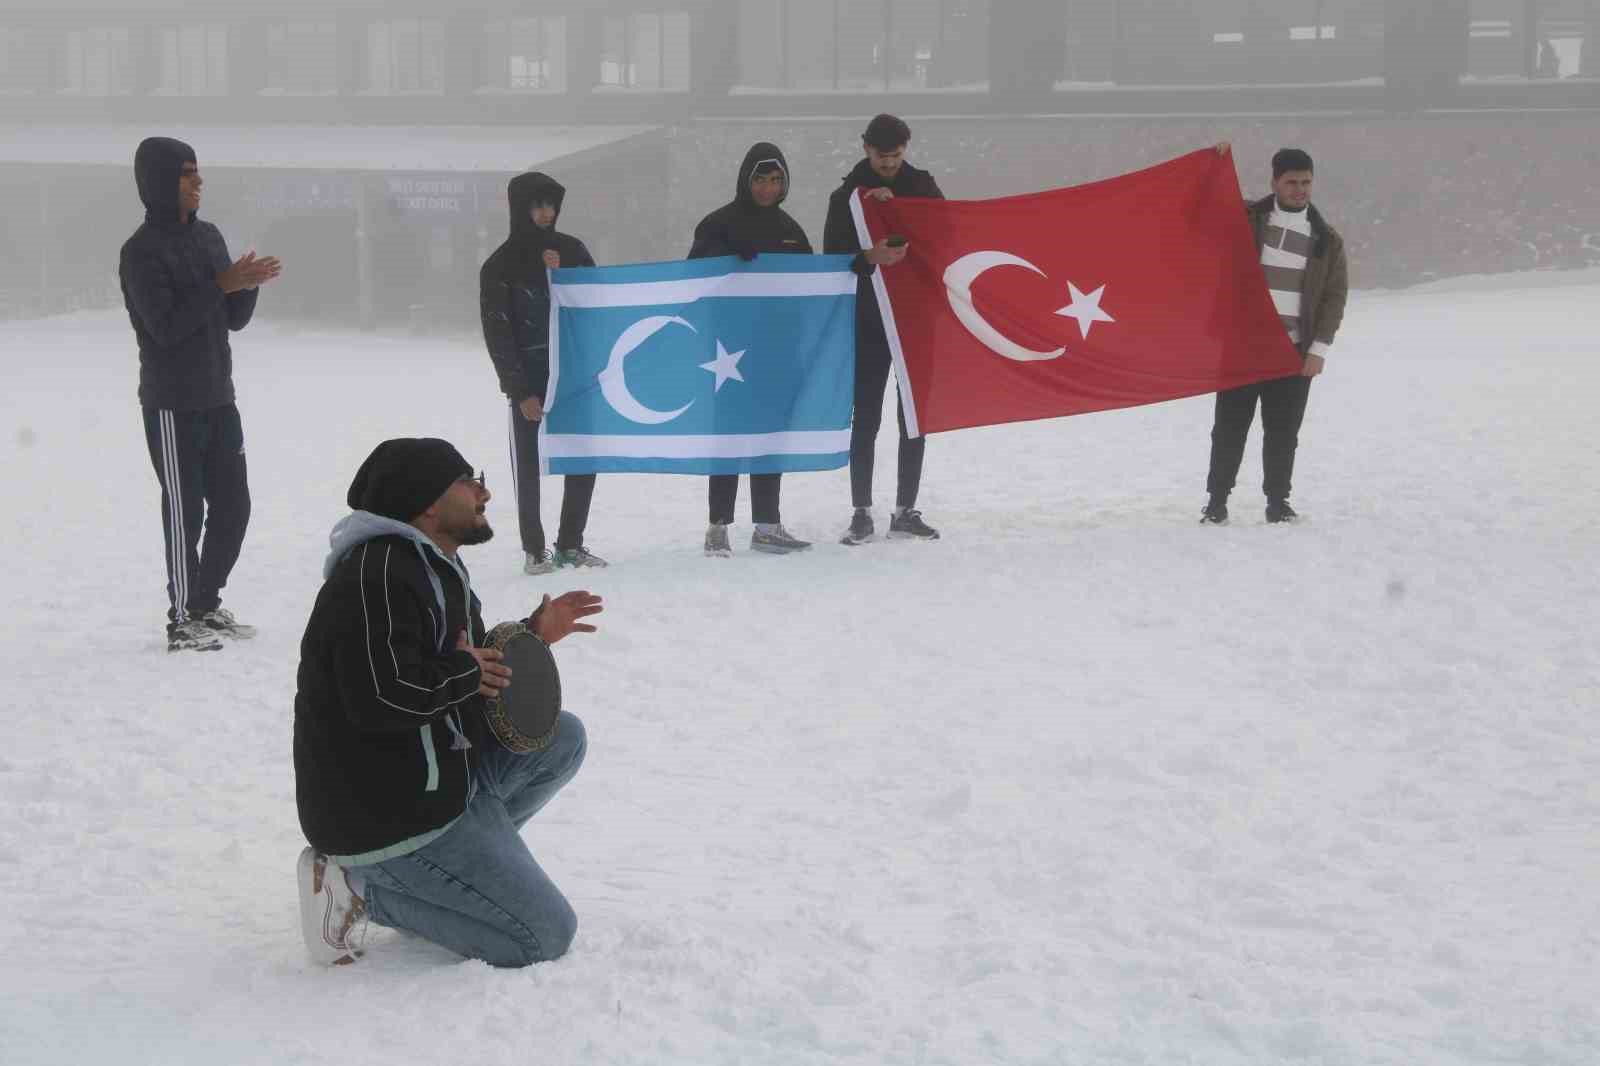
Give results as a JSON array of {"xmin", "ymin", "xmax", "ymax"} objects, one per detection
[
  {"xmin": 482, "ymin": 172, "xmax": 578, "ymax": 283},
  {"xmin": 323, "ymin": 511, "xmax": 472, "ymax": 652},
  {"xmin": 735, "ymin": 142, "xmax": 790, "ymax": 209},
  {"xmin": 508, "ymin": 171, "xmax": 565, "ymax": 240},
  {"xmin": 135, "ymin": 136, "xmax": 197, "ymax": 226}
]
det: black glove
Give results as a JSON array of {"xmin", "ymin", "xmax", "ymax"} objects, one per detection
[{"xmin": 728, "ymin": 238, "xmax": 759, "ymax": 262}]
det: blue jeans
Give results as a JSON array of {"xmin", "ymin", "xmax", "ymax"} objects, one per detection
[{"xmin": 359, "ymin": 711, "xmax": 587, "ymax": 967}]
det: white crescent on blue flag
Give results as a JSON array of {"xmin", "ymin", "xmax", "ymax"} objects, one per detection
[{"xmin": 541, "ymin": 255, "xmax": 858, "ymax": 475}]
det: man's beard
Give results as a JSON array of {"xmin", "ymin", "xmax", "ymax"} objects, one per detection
[{"xmin": 459, "ymin": 521, "xmax": 495, "ymax": 546}]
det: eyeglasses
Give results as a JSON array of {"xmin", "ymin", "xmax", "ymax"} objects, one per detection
[{"xmin": 460, "ymin": 470, "xmax": 487, "ymax": 491}]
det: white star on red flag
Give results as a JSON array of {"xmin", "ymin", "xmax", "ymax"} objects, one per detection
[{"xmin": 1054, "ymin": 282, "xmax": 1116, "ymax": 340}]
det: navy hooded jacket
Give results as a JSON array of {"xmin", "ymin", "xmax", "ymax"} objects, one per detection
[{"xmin": 118, "ymin": 137, "xmax": 258, "ymax": 411}]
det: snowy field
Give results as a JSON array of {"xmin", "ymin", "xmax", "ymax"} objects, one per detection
[{"xmin": 2, "ymin": 271, "xmax": 1597, "ymax": 1065}]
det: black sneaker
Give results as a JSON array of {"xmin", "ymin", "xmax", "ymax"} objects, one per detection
[
  {"xmin": 1200, "ymin": 497, "xmax": 1229, "ymax": 525},
  {"xmin": 1265, "ymin": 498, "xmax": 1299, "ymax": 524},
  {"xmin": 840, "ymin": 508, "xmax": 875, "ymax": 546},
  {"xmin": 888, "ymin": 508, "xmax": 939, "ymax": 540},
  {"xmin": 168, "ymin": 619, "xmax": 223, "ymax": 653}
]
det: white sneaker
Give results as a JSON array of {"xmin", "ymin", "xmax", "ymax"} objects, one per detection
[
  {"xmin": 524, "ymin": 550, "xmax": 555, "ymax": 575},
  {"xmin": 297, "ymin": 847, "xmax": 367, "ymax": 966}
]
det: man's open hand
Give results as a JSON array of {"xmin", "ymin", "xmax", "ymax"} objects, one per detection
[
  {"xmin": 532, "ymin": 591, "xmax": 604, "ymax": 644},
  {"xmin": 217, "ymin": 251, "xmax": 281, "ymax": 294}
]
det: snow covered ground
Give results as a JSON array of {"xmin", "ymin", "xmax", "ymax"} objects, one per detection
[{"xmin": 2, "ymin": 270, "xmax": 1596, "ymax": 1065}]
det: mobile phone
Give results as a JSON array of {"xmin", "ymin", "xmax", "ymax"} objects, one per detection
[{"xmin": 885, "ymin": 235, "xmax": 907, "ymax": 248}]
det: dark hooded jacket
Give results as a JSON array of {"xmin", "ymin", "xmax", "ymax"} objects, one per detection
[
  {"xmin": 479, "ymin": 172, "xmax": 596, "ymax": 404},
  {"xmin": 293, "ymin": 510, "xmax": 490, "ymax": 862},
  {"xmin": 687, "ymin": 143, "xmax": 820, "ymax": 261},
  {"xmin": 823, "ymin": 157, "xmax": 944, "ymax": 346},
  {"xmin": 119, "ymin": 137, "xmax": 258, "ymax": 411}
]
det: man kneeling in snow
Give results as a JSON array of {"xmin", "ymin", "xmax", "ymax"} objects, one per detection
[{"xmin": 292, "ymin": 437, "xmax": 602, "ymax": 967}]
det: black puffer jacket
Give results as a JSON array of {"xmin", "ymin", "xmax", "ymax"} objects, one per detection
[
  {"xmin": 479, "ymin": 172, "xmax": 596, "ymax": 404},
  {"xmin": 687, "ymin": 142, "xmax": 819, "ymax": 260},
  {"xmin": 822, "ymin": 157, "xmax": 944, "ymax": 344},
  {"xmin": 119, "ymin": 137, "xmax": 258, "ymax": 411}
]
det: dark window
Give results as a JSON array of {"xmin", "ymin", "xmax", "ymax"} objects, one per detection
[
  {"xmin": 482, "ymin": 16, "xmax": 568, "ymax": 91},
  {"xmin": 0, "ymin": 27, "xmax": 41, "ymax": 93},
  {"xmin": 154, "ymin": 25, "xmax": 229, "ymax": 96},
  {"xmin": 598, "ymin": 11, "xmax": 691, "ymax": 90},
  {"xmin": 61, "ymin": 27, "xmax": 133, "ymax": 96},
  {"xmin": 735, "ymin": 0, "xmax": 988, "ymax": 92},
  {"xmin": 364, "ymin": 18, "xmax": 444, "ymax": 95},
  {"xmin": 265, "ymin": 22, "xmax": 337, "ymax": 95}
]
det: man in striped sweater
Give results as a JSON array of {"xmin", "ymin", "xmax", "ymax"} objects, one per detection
[{"xmin": 1202, "ymin": 147, "xmax": 1349, "ymax": 525}]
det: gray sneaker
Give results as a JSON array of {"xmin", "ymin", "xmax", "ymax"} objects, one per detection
[
  {"xmin": 524, "ymin": 550, "xmax": 555, "ymax": 575},
  {"xmin": 704, "ymin": 523, "xmax": 732, "ymax": 557},
  {"xmin": 167, "ymin": 619, "xmax": 223, "ymax": 653},
  {"xmin": 201, "ymin": 606, "xmax": 256, "ymax": 640},
  {"xmin": 751, "ymin": 525, "xmax": 812, "ymax": 554},
  {"xmin": 554, "ymin": 546, "xmax": 609, "ymax": 569}
]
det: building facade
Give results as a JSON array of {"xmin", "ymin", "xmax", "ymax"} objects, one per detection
[
  {"xmin": 1, "ymin": 0, "xmax": 1596, "ymax": 323},
  {"xmin": 1, "ymin": 0, "xmax": 1597, "ymax": 126}
]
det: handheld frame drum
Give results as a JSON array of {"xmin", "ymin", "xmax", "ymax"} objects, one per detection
[{"xmin": 480, "ymin": 620, "xmax": 562, "ymax": 753}]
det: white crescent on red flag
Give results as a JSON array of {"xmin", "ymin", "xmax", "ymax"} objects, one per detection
[{"xmin": 852, "ymin": 149, "xmax": 1303, "ymax": 436}]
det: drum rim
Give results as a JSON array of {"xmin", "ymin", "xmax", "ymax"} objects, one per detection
[{"xmin": 481, "ymin": 621, "xmax": 561, "ymax": 753}]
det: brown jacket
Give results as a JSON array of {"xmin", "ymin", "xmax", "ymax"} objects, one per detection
[{"xmin": 1247, "ymin": 195, "xmax": 1349, "ymax": 354}]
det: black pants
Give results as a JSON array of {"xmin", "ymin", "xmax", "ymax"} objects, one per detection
[
  {"xmin": 1206, "ymin": 373, "xmax": 1313, "ymax": 502},
  {"xmin": 708, "ymin": 473, "xmax": 780, "ymax": 526},
  {"xmin": 849, "ymin": 339, "xmax": 925, "ymax": 510},
  {"xmin": 142, "ymin": 404, "xmax": 251, "ymax": 624},
  {"xmin": 509, "ymin": 403, "xmax": 595, "ymax": 555}
]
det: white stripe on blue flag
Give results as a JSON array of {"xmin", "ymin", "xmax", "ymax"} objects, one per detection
[{"xmin": 543, "ymin": 255, "xmax": 858, "ymax": 475}]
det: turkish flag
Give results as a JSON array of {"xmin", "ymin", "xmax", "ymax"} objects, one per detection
[{"xmin": 853, "ymin": 149, "xmax": 1301, "ymax": 435}]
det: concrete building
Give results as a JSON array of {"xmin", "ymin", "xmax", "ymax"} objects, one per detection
[{"xmin": 1, "ymin": 1, "xmax": 1595, "ymax": 322}]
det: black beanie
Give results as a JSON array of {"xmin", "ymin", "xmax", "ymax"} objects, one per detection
[{"xmin": 346, "ymin": 438, "xmax": 472, "ymax": 523}]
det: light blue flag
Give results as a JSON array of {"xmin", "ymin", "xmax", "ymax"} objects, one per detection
[{"xmin": 541, "ymin": 254, "xmax": 858, "ymax": 475}]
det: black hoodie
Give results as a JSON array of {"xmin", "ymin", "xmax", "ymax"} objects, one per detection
[
  {"xmin": 119, "ymin": 137, "xmax": 259, "ymax": 411},
  {"xmin": 479, "ymin": 172, "xmax": 596, "ymax": 404},
  {"xmin": 822, "ymin": 156, "xmax": 944, "ymax": 344},
  {"xmin": 687, "ymin": 143, "xmax": 818, "ymax": 261}
]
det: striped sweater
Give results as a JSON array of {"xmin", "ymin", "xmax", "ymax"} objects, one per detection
[{"xmin": 1259, "ymin": 203, "xmax": 1331, "ymax": 359}]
